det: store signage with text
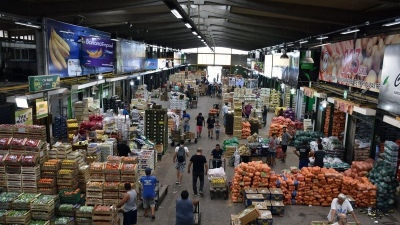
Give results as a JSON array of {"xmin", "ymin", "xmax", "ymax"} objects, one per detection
[
  {"xmin": 318, "ymin": 35, "xmax": 397, "ymax": 92},
  {"xmin": 81, "ymin": 37, "xmax": 115, "ymax": 67},
  {"xmin": 36, "ymin": 100, "xmax": 49, "ymax": 119},
  {"xmin": 15, "ymin": 108, "xmax": 33, "ymax": 125},
  {"xmin": 28, "ymin": 75, "xmax": 60, "ymax": 93}
]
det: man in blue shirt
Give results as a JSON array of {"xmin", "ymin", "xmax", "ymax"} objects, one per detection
[
  {"xmin": 139, "ymin": 167, "xmax": 158, "ymax": 220},
  {"xmin": 182, "ymin": 111, "xmax": 191, "ymax": 132}
]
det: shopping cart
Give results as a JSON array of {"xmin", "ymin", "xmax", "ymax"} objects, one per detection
[{"xmin": 208, "ymin": 159, "xmax": 228, "ymax": 200}]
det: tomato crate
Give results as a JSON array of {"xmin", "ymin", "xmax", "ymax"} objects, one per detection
[
  {"xmin": 121, "ymin": 156, "xmax": 137, "ymax": 164},
  {"xmin": 102, "ymin": 191, "xmax": 118, "ymax": 199},
  {"xmin": 88, "ymin": 173, "xmax": 104, "ymax": 182},
  {"xmin": 6, "ymin": 210, "xmax": 31, "ymax": 224},
  {"xmin": 41, "ymin": 163, "xmax": 60, "ymax": 172},
  {"xmin": 104, "ymin": 174, "xmax": 120, "ymax": 182},
  {"xmin": 86, "ymin": 181, "xmax": 103, "ymax": 191},
  {"xmin": 38, "ymin": 179, "xmax": 56, "ymax": 188},
  {"xmin": 102, "ymin": 182, "xmax": 119, "ymax": 191},
  {"xmin": 92, "ymin": 205, "xmax": 117, "ymax": 216},
  {"xmin": 31, "ymin": 210, "xmax": 55, "ymax": 221},
  {"xmin": 86, "ymin": 191, "xmax": 102, "ymax": 199},
  {"xmin": 60, "ymin": 161, "xmax": 78, "ymax": 169}
]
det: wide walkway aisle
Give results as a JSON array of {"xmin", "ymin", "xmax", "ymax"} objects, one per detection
[{"xmin": 134, "ymin": 95, "xmax": 400, "ymax": 225}]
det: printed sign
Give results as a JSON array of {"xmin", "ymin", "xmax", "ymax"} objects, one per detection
[
  {"xmin": 117, "ymin": 40, "xmax": 145, "ymax": 73},
  {"xmin": 36, "ymin": 100, "xmax": 48, "ymax": 119},
  {"xmin": 28, "ymin": 75, "xmax": 60, "ymax": 92},
  {"xmin": 333, "ymin": 98, "xmax": 358, "ymax": 115},
  {"xmin": 144, "ymin": 59, "xmax": 158, "ymax": 70},
  {"xmin": 81, "ymin": 37, "xmax": 115, "ymax": 67},
  {"xmin": 377, "ymin": 44, "xmax": 400, "ymax": 115},
  {"xmin": 15, "ymin": 108, "xmax": 33, "ymax": 125},
  {"xmin": 318, "ymin": 35, "xmax": 400, "ymax": 92}
]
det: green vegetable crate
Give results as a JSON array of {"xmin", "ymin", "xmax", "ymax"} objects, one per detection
[
  {"xmin": 28, "ymin": 220, "xmax": 50, "ymax": 225},
  {"xmin": 6, "ymin": 210, "xmax": 31, "ymax": 224},
  {"xmin": 76, "ymin": 206, "xmax": 93, "ymax": 218},
  {"xmin": 12, "ymin": 193, "xmax": 41, "ymax": 210},
  {"xmin": 31, "ymin": 210, "xmax": 55, "ymax": 221},
  {"xmin": 0, "ymin": 210, "xmax": 8, "ymax": 224}
]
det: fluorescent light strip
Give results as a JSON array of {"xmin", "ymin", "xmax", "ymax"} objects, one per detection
[
  {"xmin": 312, "ymin": 43, "xmax": 331, "ymax": 48},
  {"xmin": 287, "ymin": 43, "xmax": 294, "ymax": 47},
  {"xmin": 171, "ymin": 9, "xmax": 182, "ymax": 19},
  {"xmin": 197, "ymin": 35, "xmax": 201, "ymax": 38},
  {"xmin": 383, "ymin": 19, "xmax": 400, "ymax": 27},
  {"xmin": 111, "ymin": 39, "xmax": 119, "ymax": 42},
  {"xmin": 185, "ymin": 23, "xmax": 192, "ymax": 28},
  {"xmin": 316, "ymin": 36, "xmax": 328, "ymax": 40},
  {"xmin": 15, "ymin": 22, "xmax": 40, "ymax": 29},
  {"xmin": 299, "ymin": 40, "xmax": 308, "ymax": 44},
  {"xmin": 341, "ymin": 29, "xmax": 359, "ymax": 34},
  {"xmin": 192, "ymin": 31, "xmax": 198, "ymax": 35}
]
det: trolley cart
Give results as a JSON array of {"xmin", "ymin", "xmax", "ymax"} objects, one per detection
[
  {"xmin": 171, "ymin": 131, "xmax": 198, "ymax": 146},
  {"xmin": 193, "ymin": 202, "xmax": 201, "ymax": 225},
  {"xmin": 138, "ymin": 181, "xmax": 169, "ymax": 210},
  {"xmin": 208, "ymin": 159, "xmax": 228, "ymax": 200},
  {"xmin": 213, "ymin": 104, "xmax": 221, "ymax": 117},
  {"xmin": 183, "ymin": 132, "xmax": 198, "ymax": 144},
  {"xmin": 191, "ymin": 96, "xmax": 198, "ymax": 109}
]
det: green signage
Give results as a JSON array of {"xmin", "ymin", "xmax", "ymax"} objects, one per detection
[{"xmin": 28, "ymin": 75, "xmax": 61, "ymax": 93}]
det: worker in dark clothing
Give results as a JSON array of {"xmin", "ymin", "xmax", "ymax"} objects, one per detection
[
  {"xmin": 117, "ymin": 140, "xmax": 132, "ymax": 157},
  {"xmin": 293, "ymin": 140, "xmax": 311, "ymax": 169},
  {"xmin": 313, "ymin": 144, "xmax": 326, "ymax": 168}
]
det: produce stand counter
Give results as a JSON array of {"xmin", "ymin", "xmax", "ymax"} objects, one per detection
[{"xmin": 240, "ymin": 143, "xmax": 269, "ymax": 163}]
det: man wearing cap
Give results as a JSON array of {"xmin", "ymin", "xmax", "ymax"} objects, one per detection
[
  {"xmin": 139, "ymin": 168, "xmax": 158, "ymax": 220},
  {"xmin": 281, "ymin": 126, "xmax": 292, "ymax": 163},
  {"xmin": 328, "ymin": 193, "xmax": 361, "ymax": 225}
]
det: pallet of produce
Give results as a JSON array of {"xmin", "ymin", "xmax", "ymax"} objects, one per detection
[
  {"xmin": 31, "ymin": 195, "xmax": 56, "ymax": 212},
  {"xmin": 6, "ymin": 210, "xmax": 31, "ymax": 224},
  {"xmin": 12, "ymin": 193, "xmax": 41, "ymax": 210},
  {"xmin": 55, "ymin": 217, "xmax": 74, "ymax": 225},
  {"xmin": 0, "ymin": 192, "xmax": 21, "ymax": 210},
  {"xmin": 31, "ymin": 210, "xmax": 55, "ymax": 221},
  {"xmin": 41, "ymin": 160, "xmax": 60, "ymax": 171},
  {"xmin": 104, "ymin": 163, "xmax": 121, "ymax": 174},
  {"xmin": 120, "ymin": 163, "xmax": 137, "ymax": 174},
  {"xmin": 4, "ymin": 154, "xmax": 22, "ymax": 166},
  {"xmin": 59, "ymin": 188, "xmax": 81, "ymax": 204},
  {"xmin": 104, "ymin": 174, "xmax": 120, "ymax": 182},
  {"xmin": 76, "ymin": 206, "xmax": 93, "ymax": 218},
  {"xmin": 38, "ymin": 178, "xmax": 56, "ymax": 188},
  {"xmin": 56, "ymin": 204, "xmax": 77, "ymax": 217},
  {"xmin": 102, "ymin": 198, "xmax": 119, "ymax": 206},
  {"xmin": 28, "ymin": 220, "xmax": 50, "ymax": 225}
]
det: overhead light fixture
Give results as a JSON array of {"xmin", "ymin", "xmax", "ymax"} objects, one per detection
[
  {"xmin": 192, "ymin": 31, "xmax": 198, "ymax": 35},
  {"xmin": 341, "ymin": 28, "xmax": 359, "ymax": 34},
  {"xmin": 201, "ymin": 39, "xmax": 204, "ymax": 42},
  {"xmin": 316, "ymin": 36, "xmax": 328, "ymax": 40},
  {"xmin": 383, "ymin": 18, "xmax": 400, "ymax": 27},
  {"xmin": 287, "ymin": 43, "xmax": 294, "ymax": 47},
  {"xmin": 171, "ymin": 9, "xmax": 182, "ymax": 19},
  {"xmin": 321, "ymin": 99, "xmax": 328, "ymax": 108},
  {"xmin": 280, "ymin": 83, "xmax": 286, "ymax": 89},
  {"xmin": 111, "ymin": 38, "xmax": 119, "ymax": 41},
  {"xmin": 197, "ymin": 36, "xmax": 201, "ymax": 38},
  {"xmin": 137, "ymin": 76, "xmax": 141, "ymax": 80},
  {"xmin": 312, "ymin": 43, "xmax": 331, "ymax": 48},
  {"xmin": 301, "ymin": 50, "xmax": 314, "ymax": 64},
  {"xmin": 280, "ymin": 49, "xmax": 289, "ymax": 59},
  {"xmin": 98, "ymin": 74, "xmax": 103, "ymax": 80},
  {"xmin": 299, "ymin": 40, "xmax": 308, "ymax": 44},
  {"xmin": 130, "ymin": 80, "xmax": 134, "ymax": 86},
  {"xmin": 290, "ymin": 87, "xmax": 296, "ymax": 95},
  {"xmin": 15, "ymin": 21, "xmax": 40, "ymax": 29},
  {"xmin": 184, "ymin": 23, "xmax": 192, "ymax": 28}
]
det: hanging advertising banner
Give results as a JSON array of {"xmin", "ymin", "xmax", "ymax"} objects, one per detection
[
  {"xmin": 36, "ymin": 100, "xmax": 49, "ymax": 119},
  {"xmin": 264, "ymin": 55, "xmax": 273, "ymax": 78},
  {"xmin": 28, "ymin": 75, "xmax": 60, "ymax": 93},
  {"xmin": 80, "ymin": 37, "xmax": 115, "ymax": 67},
  {"xmin": 333, "ymin": 98, "xmax": 358, "ymax": 115},
  {"xmin": 46, "ymin": 18, "xmax": 112, "ymax": 77},
  {"xmin": 15, "ymin": 108, "xmax": 33, "ymax": 125},
  {"xmin": 318, "ymin": 35, "xmax": 399, "ymax": 92},
  {"xmin": 144, "ymin": 59, "xmax": 158, "ymax": 70},
  {"xmin": 117, "ymin": 39, "xmax": 145, "ymax": 73},
  {"xmin": 377, "ymin": 43, "xmax": 400, "ymax": 115},
  {"xmin": 272, "ymin": 52, "xmax": 299, "ymax": 85}
]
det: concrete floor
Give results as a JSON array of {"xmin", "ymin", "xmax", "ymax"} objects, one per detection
[{"xmin": 130, "ymin": 94, "xmax": 400, "ymax": 225}]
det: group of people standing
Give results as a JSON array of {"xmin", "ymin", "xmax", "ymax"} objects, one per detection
[{"xmin": 182, "ymin": 110, "xmax": 221, "ymax": 140}]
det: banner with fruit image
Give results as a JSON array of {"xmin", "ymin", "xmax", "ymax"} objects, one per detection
[
  {"xmin": 319, "ymin": 35, "xmax": 400, "ymax": 92},
  {"xmin": 81, "ymin": 37, "xmax": 115, "ymax": 67},
  {"xmin": 377, "ymin": 44, "xmax": 400, "ymax": 115},
  {"xmin": 46, "ymin": 19, "xmax": 113, "ymax": 77}
]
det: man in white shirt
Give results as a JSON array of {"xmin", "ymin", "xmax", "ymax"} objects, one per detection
[
  {"xmin": 328, "ymin": 193, "xmax": 361, "ymax": 225},
  {"xmin": 173, "ymin": 140, "xmax": 190, "ymax": 187},
  {"xmin": 222, "ymin": 103, "xmax": 229, "ymax": 126}
]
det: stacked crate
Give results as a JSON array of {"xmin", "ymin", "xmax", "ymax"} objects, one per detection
[
  {"xmin": 58, "ymin": 160, "xmax": 79, "ymax": 191},
  {"xmin": 145, "ymin": 109, "xmax": 168, "ymax": 154},
  {"xmin": 40, "ymin": 159, "xmax": 61, "ymax": 195},
  {"xmin": 57, "ymin": 144, "xmax": 73, "ymax": 160},
  {"xmin": 31, "ymin": 195, "xmax": 56, "ymax": 221},
  {"xmin": 38, "ymin": 178, "xmax": 57, "ymax": 195},
  {"xmin": 87, "ymin": 163, "xmax": 105, "ymax": 206},
  {"xmin": 53, "ymin": 115, "xmax": 68, "ymax": 139},
  {"xmin": 87, "ymin": 143, "xmax": 101, "ymax": 164},
  {"xmin": 92, "ymin": 205, "xmax": 118, "ymax": 225},
  {"xmin": 86, "ymin": 181, "xmax": 103, "ymax": 206},
  {"xmin": 5, "ymin": 157, "xmax": 22, "ymax": 192},
  {"xmin": 78, "ymin": 165, "xmax": 89, "ymax": 192},
  {"xmin": 22, "ymin": 165, "xmax": 40, "ymax": 193},
  {"xmin": 120, "ymin": 162, "xmax": 139, "ymax": 194},
  {"xmin": 27, "ymin": 125, "xmax": 47, "ymax": 142},
  {"xmin": 138, "ymin": 150, "xmax": 155, "ymax": 175},
  {"xmin": 233, "ymin": 101, "xmax": 243, "ymax": 139},
  {"xmin": 67, "ymin": 151, "xmax": 85, "ymax": 168},
  {"xmin": 0, "ymin": 158, "xmax": 6, "ymax": 189},
  {"xmin": 76, "ymin": 206, "xmax": 94, "ymax": 225}
]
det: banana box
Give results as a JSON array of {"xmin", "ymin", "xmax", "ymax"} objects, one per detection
[
  {"xmin": 257, "ymin": 188, "xmax": 271, "ymax": 200},
  {"xmin": 252, "ymin": 200, "xmax": 271, "ymax": 210},
  {"xmin": 271, "ymin": 201, "xmax": 285, "ymax": 216},
  {"xmin": 256, "ymin": 210, "xmax": 273, "ymax": 225},
  {"xmin": 269, "ymin": 188, "xmax": 283, "ymax": 201},
  {"xmin": 245, "ymin": 194, "xmax": 264, "ymax": 207}
]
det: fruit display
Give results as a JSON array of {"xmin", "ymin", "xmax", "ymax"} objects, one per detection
[
  {"xmin": 0, "ymin": 124, "xmax": 14, "ymax": 132},
  {"xmin": 58, "ymin": 169, "xmax": 76, "ymax": 177},
  {"xmin": 38, "ymin": 179, "xmax": 55, "ymax": 187},
  {"xmin": 78, "ymin": 206, "xmax": 93, "ymax": 213},
  {"xmin": 0, "ymin": 192, "xmax": 20, "ymax": 203},
  {"xmin": 4, "ymin": 154, "xmax": 22, "ymax": 165},
  {"xmin": 67, "ymin": 122, "xmax": 79, "ymax": 128},
  {"xmin": 94, "ymin": 205, "xmax": 115, "ymax": 212},
  {"xmin": 106, "ymin": 156, "xmax": 122, "ymax": 163},
  {"xmin": 121, "ymin": 164, "xmax": 137, "ymax": 172},
  {"xmin": 121, "ymin": 156, "xmax": 137, "ymax": 164},
  {"xmin": 10, "ymin": 138, "xmax": 26, "ymax": 146},
  {"xmin": 21, "ymin": 155, "xmax": 37, "ymax": 166},
  {"xmin": 0, "ymin": 154, "xmax": 6, "ymax": 165},
  {"xmin": 87, "ymin": 181, "xmax": 103, "ymax": 191},
  {"xmin": 25, "ymin": 139, "xmax": 43, "ymax": 148},
  {"xmin": 61, "ymin": 160, "xmax": 77, "ymax": 169},
  {"xmin": 0, "ymin": 138, "xmax": 11, "ymax": 147},
  {"xmin": 105, "ymin": 163, "xmax": 120, "ymax": 171}
]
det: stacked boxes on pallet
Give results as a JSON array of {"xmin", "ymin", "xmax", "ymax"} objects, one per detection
[
  {"xmin": 21, "ymin": 166, "xmax": 40, "ymax": 193},
  {"xmin": 92, "ymin": 205, "xmax": 118, "ymax": 225},
  {"xmin": 233, "ymin": 101, "xmax": 243, "ymax": 139},
  {"xmin": 40, "ymin": 159, "xmax": 61, "ymax": 195},
  {"xmin": 145, "ymin": 109, "xmax": 168, "ymax": 155},
  {"xmin": 58, "ymin": 160, "xmax": 79, "ymax": 191},
  {"xmin": 87, "ymin": 162, "xmax": 105, "ymax": 206},
  {"xmin": 87, "ymin": 143, "xmax": 101, "ymax": 164},
  {"xmin": 78, "ymin": 165, "xmax": 89, "ymax": 192},
  {"xmin": 31, "ymin": 195, "xmax": 57, "ymax": 221}
]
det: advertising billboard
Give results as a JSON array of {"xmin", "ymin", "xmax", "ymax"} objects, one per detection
[
  {"xmin": 46, "ymin": 19, "xmax": 112, "ymax": 77},
  {"xmin": 144, "ymin": 59, "xmax": 158, "ymax": 70},
  {"xmin": 81, "ymin": 37, "xmax": 115, "ymax": 67},
  {"xmin": 117, "ymin": 39, "xmax": 146, "ymax": 73}
]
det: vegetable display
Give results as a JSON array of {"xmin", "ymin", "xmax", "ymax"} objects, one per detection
[
  {"xmin": 32, "ymin": 195, "xmax": 55, "ymax": 205},
  {"xmin": 58, "ymin": 204, "xmax": 74, "ymax": 211},
  {"xmin": 324, "ymin": 107, "xmax": 345, "ymax": 138},
  {"xmin": 13, "ymin": 193, "xmax": 39, "ymax": 204},
  {"xmin": 241, "ymin": 121, "xmax": 251, "ymax": 139},
  {"xmin": 55, "ymin": 217, "xmax": 70, "ymax": 225},
  {"xmin": 7, "ymin": 210, "xmax": 29, "ymax": 217},
  {"xmin": 29, "ymin": 220, "xmax": 49, "ymax": 225},
  {"xmin": 343, "ymin": 160, "xmax": 374, "ymax": 178},
  {"xmin": 293, "ymin": 131, "xmax": 324, "ymax": 148},
  {"xmin": 0, "ymin": 192, "xmax": 20, "ymax": 203}
]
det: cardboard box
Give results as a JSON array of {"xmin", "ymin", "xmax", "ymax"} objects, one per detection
[
  {"xmin": 252, "ymin": 201, "xmax": 271, "ymax": 210},
  {"xmin": 231, "ymin": 215, "xmax": 241, "ymax": 225},
  {"xmin": 244, "ymin": 188, "xmax": 258, "ymax": 194},
  {"xmin": 269, "ymin": 188, "xmax": 283, "ymax": 201},
  {"xmin": 245, "ymin": 194, "xmax": 265, "ymax": 207},
  {"xmin": 346, "ymin": 195, "xmax": 356, "ymax": 208},
  {"xmin": 257, "ymin": 188, "xmax": 271, "ymax": 200},
  {"xmin": 271, "ymin": 201, "xmax": 285, "ymax": 216},
  {"xmin": 256, "ymin": 210, "xmax": 273, "ymax": 225},
  {"xmin": 237, "ymin": 205, "xmax": 260, "ymax": 225}
]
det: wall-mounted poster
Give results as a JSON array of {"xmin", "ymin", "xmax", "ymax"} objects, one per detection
[
  {"xmin": 144, "ymin": 59, "xmax": 158, "ymax": 70},
  {"xmin": 117, "ymin": 39, "xmax": 146, "ymax": 73},
  {"xmin": 46, "ymin": 19, "xmax": 112, "ymax": 77},
  {"xmin": 15, "ymin": 108, "xmax": 33, "ymax": 125},
  {"xmin": 377, "ymin": 43, "xmax": 400, "ymax": 115},
  {"xmin": 318, "ymin": 35, "xmax": 400, "ymax": 92},
  {"xmin": 81, "ymin": 37, "xmax": 115, "ymax": 67},
  {"xmin": 36, "ymin": 100, "xmax": 48, "ymax": 119}
]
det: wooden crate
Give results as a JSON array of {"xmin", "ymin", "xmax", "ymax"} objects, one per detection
[
  {"xmin": 86, "ymin": 181, "xmax": 103, "ymax": 192},
  {"xmin": 86, "ymin": 191, "xmax": 102, "ymax": 199},
  {"xmin": 102, "ymin": 191, "xmax": 118, "ymax": 199},
  {"xmin": 85, "ymin": 198, "xmax": 103, "ymax": 206},
  {"xmin": 31, "ymin": 199, "xmax": 55, "ymax": 212},
  {"xmin": 102, "ymin": 182, "xmax": 119, "ymax": 191},
  {"xmin": 6, "ymin": 210, "xmax": 31, "ymax": 224},
  {"xmin": 31, "ymin": 210, "xmax": 55, "ymax": 221}
]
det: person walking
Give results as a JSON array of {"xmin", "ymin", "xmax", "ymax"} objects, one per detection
[
  {"xmin": 244, "ymin": 103, "xmax": 253, "ymax": 121},
  {"xmin": 187, "ymin": 148, "xmax": 208, "ymax": 196},
  {"xmin": 211, "ymin": 144, "xmax": 224, "ymax": 168},
  {"xmin": 313, "ymin": 144, "xmax": 326, "ymax": 168},
  {"xmin": 222, "ymin": 103, "xmax": 229, "ymax": 126},
  {"xmin": 327, "ymin": 194, "xmax": 361, "ymax": 225},
  {"xmin": 281, "ymin": 126, "xmax": 292, "ymax": 163},
  {"xmin": 206, "ymin": 115, "xmax": 216, "ymax": 139},
  {"xmin": 173, "ymin": 140, "xmax": 190, "ymax": 186},
  {"xmin": 139, "ymin": 168, "xmax": 158, "ymax": 220},
  {"xmin": 268, "ymin": 133, "xmax": 279, "ymax": 167},
  {"xmin": 195, "ymin": 113, "xmax": 205, "ymax": 138},
  {"xmin": 262, "ymin": 105, "xmax": 268, "ymax": 127},
  {"xmin": 293, "ymin": 140, "xmax": 311, "ymax": 169},
  {"xmin": 117, "ymin": 140, "xmax": 133, "ymax": 157},
  {"xmin": 117, "ymin": 183, "xmax": 138, "ymax": 225},
  {"xmin": 182, "ymin": 111, "xmax": 191, "ymax": 132},
  {"xmin": 175, "ymin": 190, "xmax": 199, "ymax": 225}
]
